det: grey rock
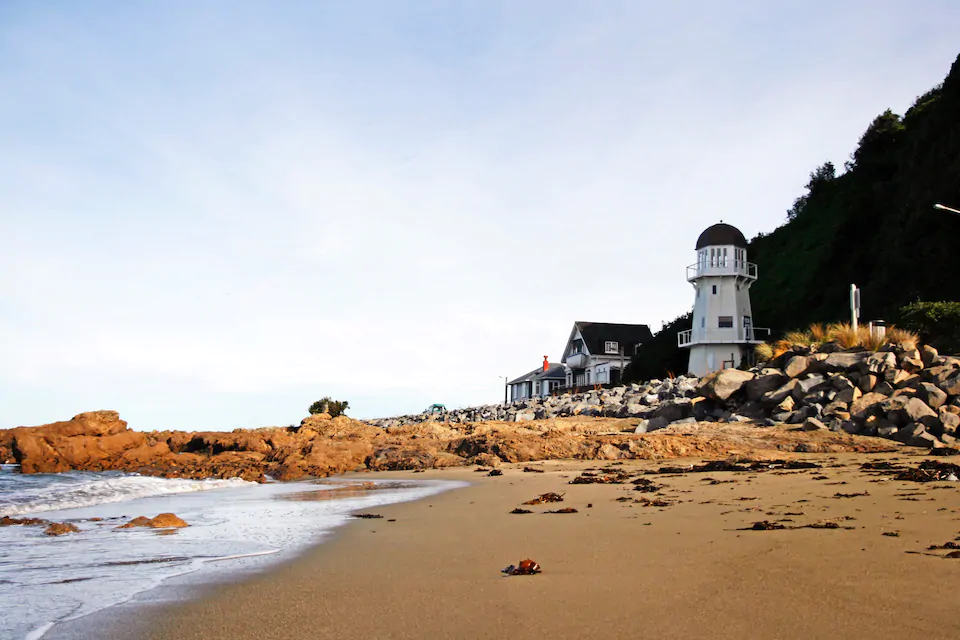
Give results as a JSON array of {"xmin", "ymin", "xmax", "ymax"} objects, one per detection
[
  {"xmin": 939, "ymin": 409, "xmax": 960, "ymax": 436},
  {"xmin": 850, "ymin": 392, "xmax": 887, "ymax": 421},
  {"xmin": 784, "ymin": 355, "xmax": 813, "ymax": 378},
  {"xmin": 760, "ymin": 379, "xmax": 799, "ymax": 405},
  {"xmin": 652, "ymin": 399, "xmax": 693, "ymax": 423},
  {"xmin": 921, "ymin": 344, "xmax": 939, "ymax": 368},
  {"xmin": 917, "ymin": 383, "xmax": 948, "ymax": 410},
  {"xmin": 646, "ymin": 416, "xmax": 669, "ymax": 431},
  {"xmin": 876, "ymin": 423, "xmax": 899, "ymax": 438},
  {"xmin": 744, "ymin": 373, "xmax": 788, "ymax": 402},
  {"xmin": 696, "ymin": 369, "xmax": 755, "ymax": 401},
  {"xmin": 822, "ymin": 352, "xmax": 870, "ymax": 373},
  {"xmin": 800, "ymin": 417, "xmax": 828, "ymax": 431}
]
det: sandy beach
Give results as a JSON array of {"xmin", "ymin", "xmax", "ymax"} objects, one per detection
[{"xmin": 94, "ymin": 451, "xmax": 960, "ymax": 640}]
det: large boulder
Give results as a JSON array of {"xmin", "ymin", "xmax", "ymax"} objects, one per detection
[
  {"xmin": 850, "ymin": 392, "xmax": 887, "ymax": 421},
  {"xmin": 696, "ymin": 369, "xmax": 755, "ymax": 401},
  {"xmin": 744, "ymin": 372, "xmax": 788, "ymax": 402},
  {"xmin": 760, "ymin": 379, "xmax": 799, "ymax": 406},
  {"xmin": 916, "ymin": 383, "xmax": 948, "ymax": 410},
  {"xmin": 784, "ymin": 356, "xmax": 813, "ymax": 378},
  {"xmin": 821, "ymin": 352, "xmax": 870, "ymax": 373}
]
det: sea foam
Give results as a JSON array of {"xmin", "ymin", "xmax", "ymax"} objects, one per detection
[{"xmin": 0, "ymin": 474, "xmax": 252, "ymax": 517}]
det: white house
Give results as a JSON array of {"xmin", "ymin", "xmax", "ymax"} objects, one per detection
[
  {"xmin": 508, "ymin": 357, "xmax": 567, "ymax": 402},
  {"xmin": 561, "ymin": 322, "xmax": 653, "ymax": 388},
  {"xmin": 678, "ymin": 222, "xmax": 769, "ymax": 376}
]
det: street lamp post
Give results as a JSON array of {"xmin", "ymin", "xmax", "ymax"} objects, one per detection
[
  {"xmin": 934, "ymin": 203, "xmax": 960, "ymax": 216},
  {"xmin": 500, "ymin": 375, "xmax": 508, "ymax": 405}
]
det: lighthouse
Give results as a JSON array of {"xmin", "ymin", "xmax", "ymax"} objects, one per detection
[{"xmin": 678, "ymin": 222, "xmax": 766, "ymax": 377}]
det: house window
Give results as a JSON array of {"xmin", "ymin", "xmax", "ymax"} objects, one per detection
[
  {"xmin": 604, "ymin": 341, "xmax": 619, "ymax": 354},
  {"xmin": 571, "ymin": 339, "xmax": 584, "ymax": 355},
  {"xmin": 712, "ymin": 285, "xmax": 717, "ymax": 295},
  {"xmin": 718, "ymin": 316, "xmax": 733, "ymax": 328}
]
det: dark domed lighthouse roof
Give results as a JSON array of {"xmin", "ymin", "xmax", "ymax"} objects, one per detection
[{"xmin": 695, "ymin": 222, "xmax": 747, "ymax": 250}]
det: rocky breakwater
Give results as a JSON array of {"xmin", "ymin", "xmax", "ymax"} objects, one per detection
[
  {"xmin": 368, "ymin": 376, "xmax": 703, "ymax": 428},
  {"xmin": 695, "ymin": 342, "xmax": 960, "ymax": 448},
  {"xmin": 370, "ymin": 342, "xmax": 960, "ymax": 451}
]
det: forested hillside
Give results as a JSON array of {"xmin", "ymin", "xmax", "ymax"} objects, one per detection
[
  {"xmin": 628, "ymin": 53, "xmax": 960, "ymax": 380},
  {"xmin": 750, "ymin": 53, "xmax": 960, "ymax": 331}
]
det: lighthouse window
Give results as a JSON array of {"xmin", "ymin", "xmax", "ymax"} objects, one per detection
[
  {"xmin": 718, "ymin": 316, "xmax": 733, "ymax": 328},
  {"xmin": 712, "ymin": 285, "xmax": 717, "ymax": 295}
]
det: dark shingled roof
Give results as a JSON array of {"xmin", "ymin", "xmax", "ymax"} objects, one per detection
[
  {"xmin": 573, "ymin": 322, "xmax": 653, "ymax": 356},
  {"xmin": 509, "ymin": 363, "xmax": 566, "ymax": 385},
  {"xmin": 695, "ymin": 222, "xmax": 747, "ymax": 250}
]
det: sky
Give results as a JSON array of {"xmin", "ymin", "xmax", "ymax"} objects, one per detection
[{"xmin": 2, "ymin": 1, "xmax": 958, "ymax": 431}]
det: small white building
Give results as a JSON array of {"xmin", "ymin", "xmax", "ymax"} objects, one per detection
[
  {"xmin": 561, "ymin": 322, "xmax": 653, "ymax": 388},
  {"xmin": 678, "ymin": 222, "xmax": 769, "ymax": 376}
]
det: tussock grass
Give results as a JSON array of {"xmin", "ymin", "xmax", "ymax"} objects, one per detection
[
  {"xmin": 754, "ymin": 322, "xmax": 922, "ymax": 362},
  {"xmin": 754, "ymin": 342, "xmax": 774, "ymax": 362},
  {"xmin": 885, "ymin": 327, "xmax": 919, "ymax": 349},
  {"xmin": 827, "ymin": 322, "xmax": 860, "ymax": 349}
]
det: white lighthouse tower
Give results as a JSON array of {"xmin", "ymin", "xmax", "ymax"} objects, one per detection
[{"xmin": 678, "ymin": 222, "xmax": 766, "ymax": 377}]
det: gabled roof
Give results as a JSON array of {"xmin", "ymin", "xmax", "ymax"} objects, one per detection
[
  {"xmin": 564, "ymin": 321, "xmax": 653, "ymax": 359},
  {"xmin": 508, "ymin": 363, "xmax": 566, "ymax": 385},
  {"xmin": 533, "ymin": 364, "xmax": 567, "ymax": 381}
]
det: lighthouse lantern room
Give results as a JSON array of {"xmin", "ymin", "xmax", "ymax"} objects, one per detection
[{"xmin": 678, "ymin": 222, "xmax": 768, "ymax": 376}]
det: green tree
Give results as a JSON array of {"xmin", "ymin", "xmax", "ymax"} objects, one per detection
[{"xmin": 308, "ymin": 397, "xmax": 350, "ymax": 417}]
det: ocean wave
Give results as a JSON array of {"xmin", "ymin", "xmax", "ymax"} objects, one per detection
[{"xmin": 0, "ymin": 475, "xmax": 253, "ymax": 516}]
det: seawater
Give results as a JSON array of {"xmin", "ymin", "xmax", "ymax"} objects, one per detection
[{"xmin": 0, "ymin": 464, "xmax": 464, "ymax": 639}]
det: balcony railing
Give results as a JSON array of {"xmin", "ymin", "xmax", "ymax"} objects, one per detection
[
  {"xmin": 686, "ymin": 260, "xmax": 758, "ymax": 282},
  {"xmin": 678, "ymin": 327, "xmax": 770, "ymax": 347}
]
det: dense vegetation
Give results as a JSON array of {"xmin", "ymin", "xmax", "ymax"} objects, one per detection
[
  {"xmin": 897, "ymin": 301, "xmax": 960, "ymax": 354},
  {"xmin": 628, "ymin": 54, "xmax": 960, "ymax": 379},
  {"xmin": 308, "ymin": 397, "xmax": 349, "ymax": 417}
]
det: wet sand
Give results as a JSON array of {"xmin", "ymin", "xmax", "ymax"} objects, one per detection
[{"xmin": 130, "ymin": 452, "xmax": 960, "ymax": 639}]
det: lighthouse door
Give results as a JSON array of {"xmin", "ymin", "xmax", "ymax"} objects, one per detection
[{"xmin": 743, "ymin": 316, "xmax": 753, "ymax": 341}]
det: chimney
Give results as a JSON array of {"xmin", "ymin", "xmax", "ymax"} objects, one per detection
[{"xmin": 543, "ymin": 355, "xmax": 549, "ymax": 372}]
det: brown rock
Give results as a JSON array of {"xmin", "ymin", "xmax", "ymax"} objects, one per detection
[
  {"xmin": 920, "ymin": 344, "xmax": 939, "ymax": 368},
  {"xmin": 118, "ymin": 516, "xmax": 153, "ymax": 529},
  {"xmin": 44, "ymin": 522, "xmax": 80, "ymax": 536},
  {"xmin": 118, "ymin": 513, "xmax": 188, "ymax": 529},
  {"xmin": 148, "ymin": 513, "xmax": 189, "ymax": 528},
  {"xmin": 1, "ymin": 515, "xmax": 48, "ymax": 527}
]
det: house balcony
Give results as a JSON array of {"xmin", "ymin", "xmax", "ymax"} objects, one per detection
[
  {"xmin": 678, "ymin": 327, "xmax": 771, "ymax": 347},
  {"xmin": 565, "ymin": 352, "xmax": 588, "ymax": 369},
  {"xmin": 686, "ymin": 260, "xmax": 758, "ymax": 282}
]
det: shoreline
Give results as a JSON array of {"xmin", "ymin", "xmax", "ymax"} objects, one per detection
[
  {"xmin": 18, "ymin": 476, "xmax": 466, "ymax": 640},
  {"xmin": 77, "ymin": 452, "xmax": 960, "ymax": 640}
]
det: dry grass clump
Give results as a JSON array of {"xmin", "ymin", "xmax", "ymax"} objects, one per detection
[
  {"xmin": 754, "ymin": 342, "xmax": 774, "ymax": 362},
  {"xmin": 827, "ymin": 322, "xmax": 860, "ymax": 349},
  {"xmin": 885, "ymin": 327, "xmax": 918, "ymax": 349},
  {"xmin": 755, "ymin": 322, "xmax": 921, "ymax": 362}
]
